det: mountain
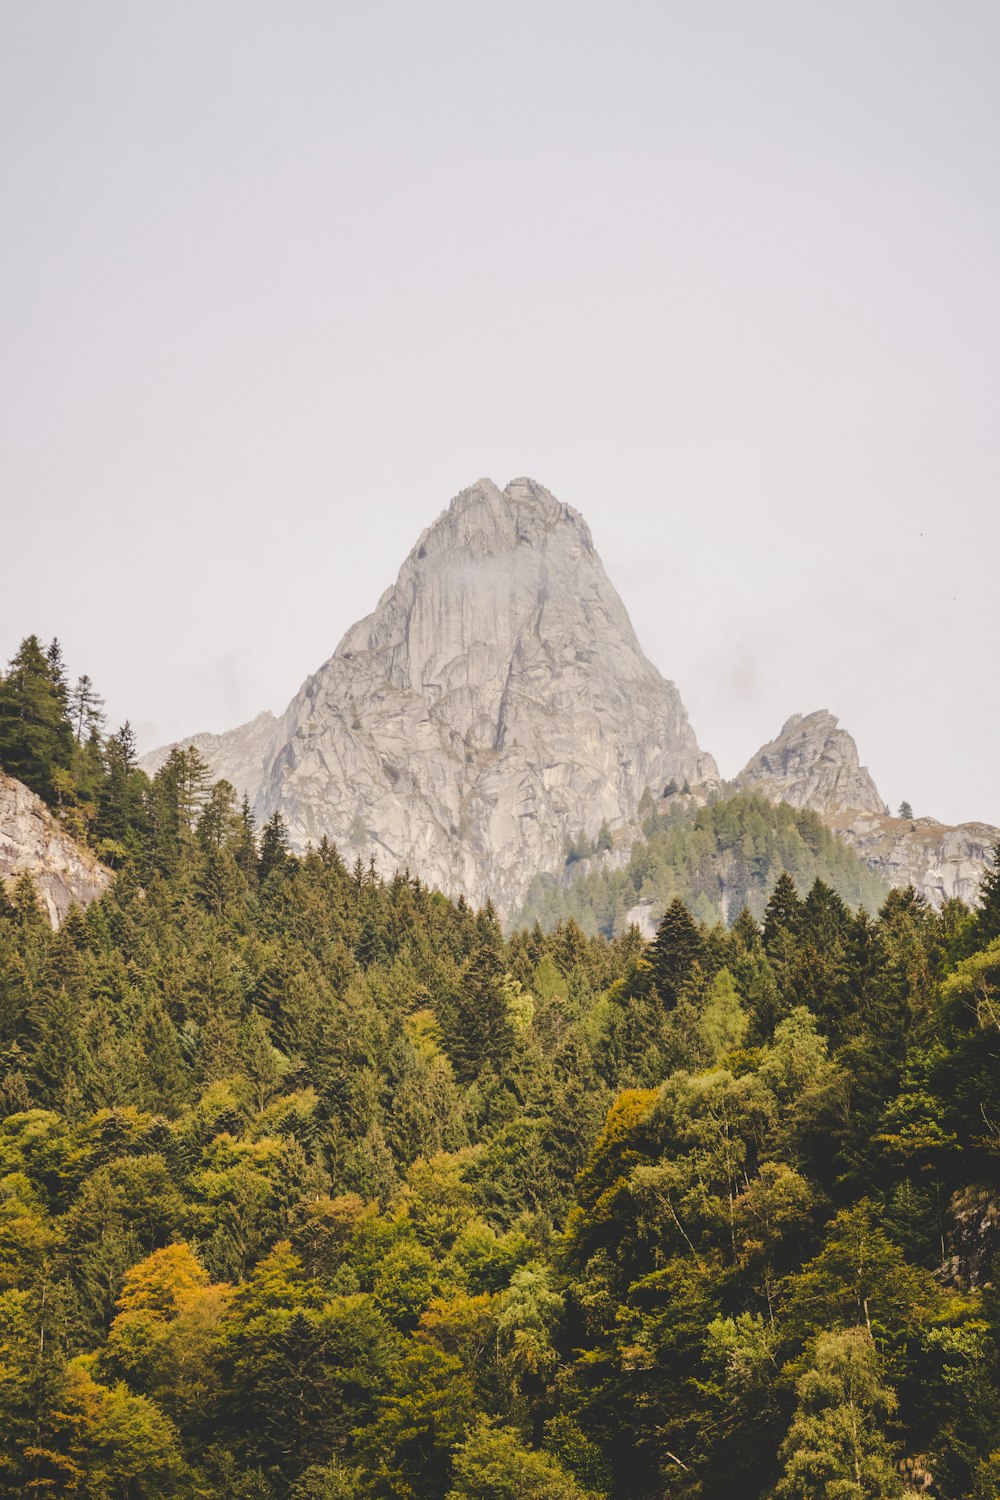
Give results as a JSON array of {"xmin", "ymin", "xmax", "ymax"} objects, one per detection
[
  {"xmin": 734, "ymin": 709, "xmax": 998, "ymax": 907},
  {"xmin": 0, "ymin": 770, "xmax": 112, "ymax": 926},
  {"xmin": 140, "ymin": 709, "xmax": 277, "ymax": 800},
  {"xmin": 144, "ymin": 478, "xmax": 717, "ymax": 915},
  {"xmin": 733, "ymin": 710, "xmax": 888, "ymax": 818},
  {"xmin": 514, "ymin": 789, "xmax": 889, "ymax": 937}
]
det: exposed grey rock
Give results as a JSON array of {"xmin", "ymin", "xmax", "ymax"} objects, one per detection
[
  {"xmin": 737, "ymin": 710, "xmax": 998, "ymax": 907},
  {"xmin": 0, "ymin": 771, "xmax": 113, "ymax": 927},
  {"xmin": 833, "ymin": 810, "xmax": 998, "ymax": 908},
  {"xmin": 139, "ymin": 710, "xmax": 278, "ymax": 804},
  {"xmin": 620, "ymin": 901, "xmax": 658, "ymax": 941},
  {"xmin": 148, "ymin": 477, "xmax": 716, "ymax": 917},
  {"xmin": 734, "ymin": 709, "xmax": 889, "ymax": 817}
]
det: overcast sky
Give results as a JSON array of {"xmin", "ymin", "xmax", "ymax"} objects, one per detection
[{"xmin": 2, "ymin": 2, "xmax": 998, "ymax": 826}]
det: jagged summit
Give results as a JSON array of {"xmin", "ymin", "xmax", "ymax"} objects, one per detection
[
  {"xmin": 734, "ymin": 708, "xmax": 889, "ymax": 818},
  {"xmin": 734, "ymin": 708, "xmax": 998, "ymax": 907},
  {"xmin": 145, "ymin": 477, "xmax": 716, "ymax": 915}
]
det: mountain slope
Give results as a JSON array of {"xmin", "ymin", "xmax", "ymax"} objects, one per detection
[
  {"xmin": 147, "ymin": 477, "xmax": 717, "ymax": 915},
  {"xmin": 514, "ymin": 790, "xmax": 889, "ymax": 936}
]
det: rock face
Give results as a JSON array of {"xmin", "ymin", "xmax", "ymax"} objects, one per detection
[
  {"xmin": 736, "ymin": 711, "xmax": 998, "ymax": 908},
  {"xmin": 734, "ymin": 710, "xmax": 889, "ymax": 818},
  {"xmin": 832, "ymin": 811, "xmax": 997, "ymax": 908},
  {"xmin": 0, "ymin": 771, "xmax": 113, "ymax": 927},
  {"xmin": 149, "ymin": 478, "xmax": 717, "ymax": 916},
  {"xmin": 140, "ymin": 710, "xmax": 277, "ymax": 805}
]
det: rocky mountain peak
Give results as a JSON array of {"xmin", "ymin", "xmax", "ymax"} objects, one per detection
[
  {"xmin": 732, "ymin": 708, "xmax": 999, "ymax": 909},
  {"xmin": 147, "ymin": 477, "xmax": 717, "ymax": 915},
  {"xmin": 735, "ymin": 708, "xmax": 889, "ymax": 818},
  {"xmin": 332, "ymin": 478, "xmax": 648, "ymax": 705}
]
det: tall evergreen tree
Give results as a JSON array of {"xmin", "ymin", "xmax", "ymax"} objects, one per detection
[
  {"xmin": 448, "ymin": 940, "xmax": 514, "ymax": 1082},
  {"xmin": 650, "ymin": 897, "xmax": 703, "ymax": 1005},
  {"xmin": 96, "ymin": 721, "xmax": 144, "ymax": 854},
  {"xmin": 977, "ymin": 839, "xmax": 1000, "ymax": 945},
  {"xmin": 763, "ymin": 872, "xmax": 803, "ymax": 950},
  {"xmin": 0, "ymin": 635, "xmax": 76, "ymax": 800},
  {"xmin": 69, "ymin": 674, "xmax": 105, "ymax": 745},
  {"xmin": 234, "ymin": 795, "xmax": 259, "ymax": 885},
  {"xmin": 259, "ymin": 811, "xmax": 293, "ymax": 882}
]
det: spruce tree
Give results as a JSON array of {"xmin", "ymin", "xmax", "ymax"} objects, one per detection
[
  {"xmin": 763, "ymin": 872, "xmax": 802, "ymax": 950},
  {"xmin": 650, "ymin": 897, "xmax": 703, "ymax": 1005},
  {"xmin": 97, "ymin": 722, "xmax": 142, "ymax": 852},
  {"xmin": 0, "ymin": 635, "xmax": 76, "ymax": 800},
  {"xmin": 69, "ymin": 674, "xmax": 105, "ymax": 744},
  {"xmin": 449, "ymin": 941, "xmax": 514, "ymax": 1083},
  {"xmin": 234, "ymin": 795, "xmax": 259, "ymax": 885},
  {"xmin": 259, "ymin": 810, "xmax": 293, "ymax": 881}
]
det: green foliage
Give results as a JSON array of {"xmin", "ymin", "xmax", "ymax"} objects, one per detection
[
  {"xmin": 772, "ymin": 1328, "xmax": 902, "ymax": 1499},
  {"xmin": 5, "ymin": 637, "xmax": 1000, "ymax": 1497},
  {"xmin": 448, "ymin": 1419, "xmax": 600, "ymax": 1499},
  {"xmin": 516, "ymin": 793, "xmax": 888, "ymax": 936},
  {"xmin": 978, "ymin": 840, "xmax": 1000, "ymax": 946}
]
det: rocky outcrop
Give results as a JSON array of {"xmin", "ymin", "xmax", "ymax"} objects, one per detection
[
  {"xmin": 833, "ymin": 810, "xmax": 997, "ymax": 908},
  {"xmin": 148, "ymin": 477, "xmax": 716, "ymax": 917},
  {"xmin": 734, "ymin": 710, "xmax": 888, "ymax": 818},
  {"xmin": 0, "ymin": 771, "xmax": 113, "ymax": 927},
  {"xmin": 140, "ymin": 710, "xmax": 278, "ymax": 804},
  {"xmin": 737, "ymin": 711, "xmax": 997, "ymax": 908}
]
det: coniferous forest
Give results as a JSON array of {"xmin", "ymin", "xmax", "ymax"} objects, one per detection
[{"xmin": 3, "ymin": 638, "xmax": 1000, "ymax": 1499}]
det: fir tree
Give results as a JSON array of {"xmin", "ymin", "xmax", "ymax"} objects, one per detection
[
  {"xmin": 448, "ymin": 941, "xmax": 514, "ymax": 1083},
  {"xmin": 764, "ymin": 872, "xmax": 803, "ymax": 950}
]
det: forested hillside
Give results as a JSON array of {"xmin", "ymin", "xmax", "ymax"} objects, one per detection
[
  {"xmin": 4, "ymin": 635, "xmax": 1000, "ymax": 1497},
  {"xmin": 516, "ymin": 792, "xmax": 888, "ymax": 935}
]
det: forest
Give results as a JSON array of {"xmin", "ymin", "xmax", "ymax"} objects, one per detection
[
  {"xmin": 516, "ymin": 791, "xmax": 888, "ymax": 935},
  {"xmin": 3, "ymin": 635, "xmax": 1000, "ymax": 1498}
]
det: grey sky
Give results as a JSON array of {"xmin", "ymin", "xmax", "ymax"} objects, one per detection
[{"xmin": 2, "ymin": 2, "xmax": 998, "ymax": 826}]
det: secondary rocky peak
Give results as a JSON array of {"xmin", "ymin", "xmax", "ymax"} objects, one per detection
[
  {"xmin": 731, "ymin": 710, "xmax": 999, "ymax": 907},
  {"xmin": 735, "ymin": 709, "xmax": 889, "ymax": 818}
]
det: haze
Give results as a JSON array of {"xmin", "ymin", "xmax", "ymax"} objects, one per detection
[{"xmin": 2, "ymin": 2, "xmax": 998, "ymax": 826}]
